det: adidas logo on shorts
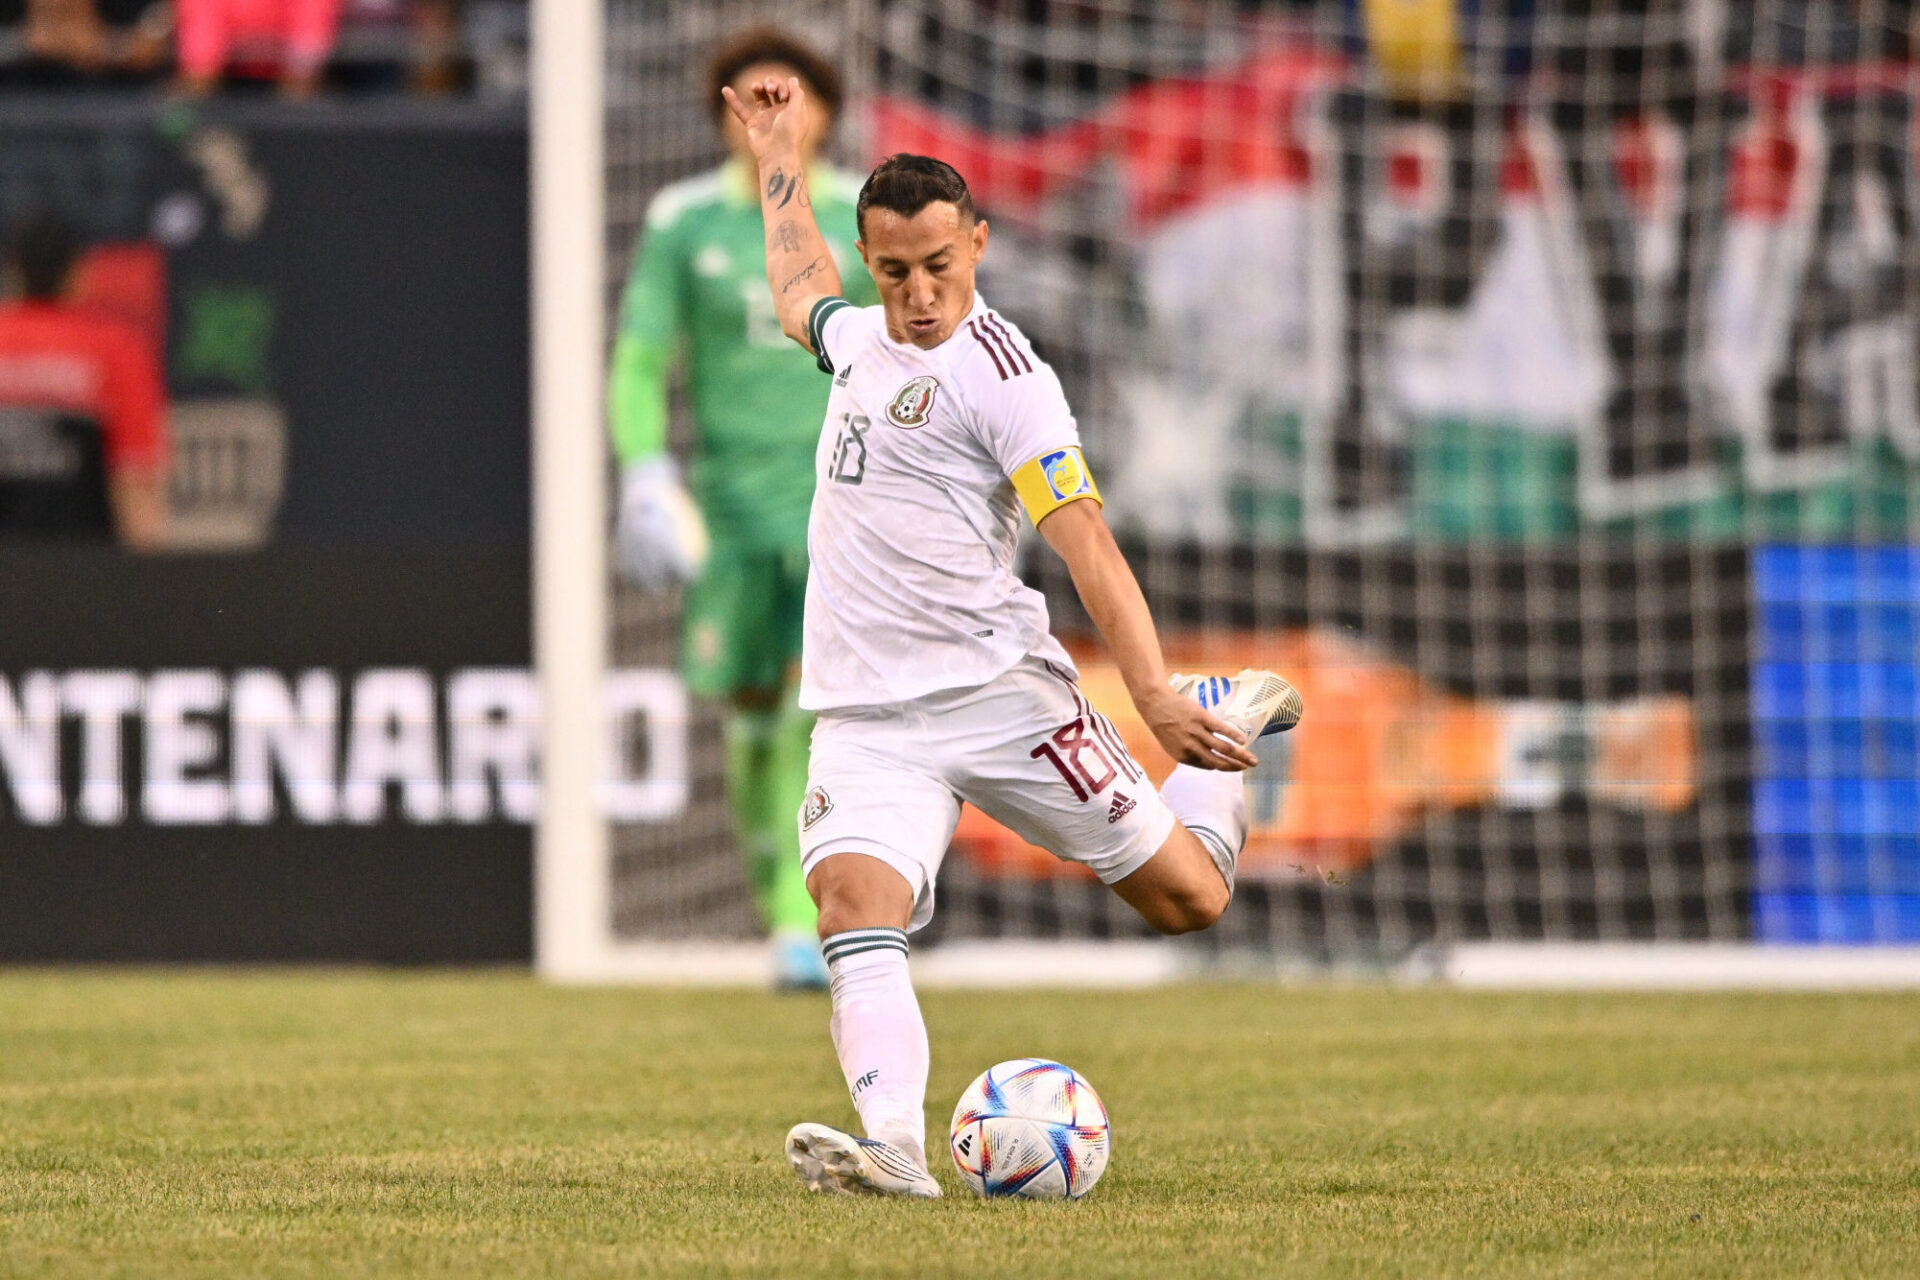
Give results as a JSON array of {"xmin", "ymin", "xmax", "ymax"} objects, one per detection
[{"xmin": 1107, "ymin": 792, "xmax": 1135, "ymax": 824}]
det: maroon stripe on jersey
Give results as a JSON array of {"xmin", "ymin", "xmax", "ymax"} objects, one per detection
[
  {"xmin": 983, "ymin": 314, "xmax": 1033, "ymax": 373},
  {"xmin": 981, "ymin": 317, "xmax": 1026, "ymax": 376},
  {"xmin": 1079, "ymin": 693, "xmax": 1144, "ymax": 785},
  {"xmin": 967, "ymin": 319, "xmax": 1009, "ymax": 380},
  {"xmin": 1063, "ymin": 680, "xmax": 1145, "ymax": 787},
  {"xmin": 974, "ymin": 315, "xmax": 1022, "ymax": 378},
  {"xmin": 1097, "ymin": 712, "xmax": 1145, "ymax": 783}
]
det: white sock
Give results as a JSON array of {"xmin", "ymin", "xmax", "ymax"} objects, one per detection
[
  {"xmin": 822, "ymin": 928, "xmax": 928, "ymax": 1165},
  {"xmin": 1158, "ymin": 765, "xmax": 1249, "ymax": 893}
]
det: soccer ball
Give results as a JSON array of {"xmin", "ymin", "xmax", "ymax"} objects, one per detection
[{"xmin": 949, "ymin": 1059, "xmax": 1111, "ymax": 1199}]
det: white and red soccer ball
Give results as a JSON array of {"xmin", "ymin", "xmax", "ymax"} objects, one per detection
[{"xmin": 949, "ymin": 1059, "xmax": 1111, "ymax": 1199}]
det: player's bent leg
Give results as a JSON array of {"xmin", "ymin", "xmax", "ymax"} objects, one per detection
[
  {"xmin": 948, "ymin": 655, "xmax": 1260, "ymax": 940},
  {"xmin": 1110, "ymin": 822, "xmax": 1232, "ymax": 935},
  {"xmin": 1157, "ymin": 761, "xmax": 1251, "ymax": 893},
  {"xmin": 788, "ymin": 851, "xmax": 938, "ymax": 1197}
]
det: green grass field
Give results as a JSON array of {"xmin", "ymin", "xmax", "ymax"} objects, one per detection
[{"xmin": 3, "ymin": 972, "xmax": 1917, "ymax": 1279}]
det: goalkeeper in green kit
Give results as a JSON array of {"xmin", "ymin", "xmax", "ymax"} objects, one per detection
[{"xmin": 608, "ymin": 28, "xmax": 875, "ymax": 989}]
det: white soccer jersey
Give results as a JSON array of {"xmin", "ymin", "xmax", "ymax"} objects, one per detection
[{"xmin": 798, "ymin": 292, "xmax": 1098, "ymax": 710}]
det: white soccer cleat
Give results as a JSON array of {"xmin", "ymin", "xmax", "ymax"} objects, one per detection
[
  {"xmin": 1170, "ymin": 668, "xmax": 1304, "ymax": 738},
  {"xmin": 785, "ymin": 1123, "xmax": 941, "ymax": 1198}
]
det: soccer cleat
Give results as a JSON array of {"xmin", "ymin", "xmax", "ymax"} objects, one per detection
[
  {"xmin": 785, "ymin": 1123, "xmax": 941, "ymax": 1198},
  {"xmin": 1170, "ymin": 669, "xmax": 1304, "ymax": 738},
  {"xmin": 772, "ymin": 930, "xmax": 830, "ymax": 991}
]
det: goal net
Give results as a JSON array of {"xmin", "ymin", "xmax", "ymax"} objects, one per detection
[{"xmin": 572, "ymin": 0, "xmax": 1920, "ymax": 974}]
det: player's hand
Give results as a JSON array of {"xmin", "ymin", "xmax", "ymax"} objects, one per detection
[
  {"xmin": 720, "ymin": 75, "xmax": 810, "ymax": 164},
  {"xmin": 1136, "ymin": 687, "xmax": 1258, "ymax": 772},
  {"xmin": 615, "ymin": 457, "xmax": 710, "ymax": 592}
]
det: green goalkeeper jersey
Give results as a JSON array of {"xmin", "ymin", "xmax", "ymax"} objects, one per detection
[{"xmin": 609, "ymin": 161, "xmax": 875, "ymax": 551}]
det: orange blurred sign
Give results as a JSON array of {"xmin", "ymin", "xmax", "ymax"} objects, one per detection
[{"xmin": 955, "ymin": 629, "xmax": 1696, "ymax": 882}]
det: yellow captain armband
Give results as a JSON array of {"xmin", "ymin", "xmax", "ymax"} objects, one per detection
[{"xmin": 1011, "ymin": 446, "xmax": 1102, "ymax": 523}]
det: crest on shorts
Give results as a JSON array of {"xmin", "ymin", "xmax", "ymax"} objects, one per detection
[
  {"xmin": 886, "ymin": 375, "xmax": 939, "ymax": 428},
  {"xmin": 802, "ymin": 786, "xmax": 834, "ymax": 830}
]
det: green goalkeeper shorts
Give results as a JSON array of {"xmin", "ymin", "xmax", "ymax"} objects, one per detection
[{"xmin": 681, "ymin": 540, "xmax": 808, "ymax": 698}]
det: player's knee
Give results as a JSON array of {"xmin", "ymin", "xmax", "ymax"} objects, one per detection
[
  {"xmin": 1180, "ymin": 880, "xmax": 1230, "ymax": 933},
  {"xmin": 807, "ymin": 852, "xmax": 915, "ymax": 939},
  {"xmin": 814, "ymin": 892, "xmax": 883, "ymax": 941},
  {"xmin": 1142, "ymin": 878, "xmax": 1229, "ymax": 936},
  {"xmin": 810, "ymin": 877, "xmax": 866, "ymax": 939}
]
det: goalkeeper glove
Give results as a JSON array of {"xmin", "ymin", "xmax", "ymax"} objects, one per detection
[{"xmin": 615, "ymin": 456, "xmax": 709, "ymax": 591}]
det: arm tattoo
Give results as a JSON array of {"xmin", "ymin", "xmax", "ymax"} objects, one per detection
[
  {"xmin": 765, "ymin": 169, "xmax": 799, "ymax": 210},
  {"xmin": 771, "ymin": 220, "xmax": 803, "ymax": 254},
  {"xmin": 779, "ymin": 254, "xmax": 829, "ymax": 294}
]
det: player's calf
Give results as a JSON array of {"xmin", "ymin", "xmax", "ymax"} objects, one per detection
[
  {"xmin": 1112, "ymin": 825, "xmax": 1231, "ymax": 934},
  {"xmin": 1153, "ymin": 667, "xmax": 1305, "ymax": 903}
]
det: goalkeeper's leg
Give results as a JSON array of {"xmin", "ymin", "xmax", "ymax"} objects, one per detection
[
  {"xmin": 726, "ymin": 695, "xmax": 782, "ymax": 902},
  {"xmin": 688, "ymin": 548, "xmax": 824, "ymax": 987},
  {"xmin": 765, "ymin": 686, "xmax": 819, "ymax": 934},
  {"xmin": 728, "ymin": 685, "xmax": 821, "ymax": 985}
]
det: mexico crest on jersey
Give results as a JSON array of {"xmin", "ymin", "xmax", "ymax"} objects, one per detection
[
  {"xmin": 886, "ymin": 375, "xmax": 939, "ymax": 428},
  {"xmin": 801, "ymin": 786, "xmax": 834, "ymax": 830}
]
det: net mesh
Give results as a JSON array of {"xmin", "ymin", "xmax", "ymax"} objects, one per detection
[{"xmin": 604, "ymin": 0, "xmax": 1920, "ymax": 960}]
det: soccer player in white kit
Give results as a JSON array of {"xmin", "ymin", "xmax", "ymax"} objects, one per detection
[{"xmin": 723, "ymin": 76, "xmax": 1303, "ymax": 1198}]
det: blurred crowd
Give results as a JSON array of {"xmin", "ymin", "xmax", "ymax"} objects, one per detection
[{"xmin": 0, "ymin": 0, "xmax": 528, "ymax": 96}]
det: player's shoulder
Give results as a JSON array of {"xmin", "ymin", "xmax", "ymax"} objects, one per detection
[
  {"xmin": 817, "ymin": 297, "xmax": 886, "ymax": 342},
  {"xmin": 947, "ymin": 299, "xmax": 1051, "ymax": 394},
  {"xmin": 644, "ymin": 167, "xmax": 730, "ymax": 232},
  {"xmin": 809, "ymin": 297, "xmax": 885, "ymax": 370}
]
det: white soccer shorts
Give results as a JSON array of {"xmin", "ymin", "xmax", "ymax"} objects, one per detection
[{"xmin": 798, "ymin": 654, "xmax": 1176, "ymax": 931}]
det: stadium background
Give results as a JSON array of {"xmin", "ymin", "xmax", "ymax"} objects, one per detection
[{"xmin": 2, "ymin": 0, "xmax": 1918, "ymax": 966}]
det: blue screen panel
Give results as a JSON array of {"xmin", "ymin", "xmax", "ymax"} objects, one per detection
[{"xmin": 1753, "ymin": 547, "xmax": 1920, "ymax": 944}]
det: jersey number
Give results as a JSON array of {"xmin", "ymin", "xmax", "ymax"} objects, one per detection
[
  {"xmin": 1030, "ymin": 717, "xmax": 1119, "ymax": 803},
  {"xmin": 830, "ymin": 413, "xmax": 868, "ymax": 486}
]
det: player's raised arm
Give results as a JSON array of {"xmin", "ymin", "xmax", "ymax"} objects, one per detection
[{"xmin": 721, "ymin": 76, "xmax": 843, "ymax": 354}]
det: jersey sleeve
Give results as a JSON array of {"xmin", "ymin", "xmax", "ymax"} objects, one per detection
[
  {"xmin": 969, "ymin": 360, "xmax": 1102, "ymax": 523},
  {"xmin": 807, "ymin": 296, "xmax": 859, "ymax": 375},
  {"xmin": 608, "ymin": 195, "xmax": 687, "ymax": 462}
]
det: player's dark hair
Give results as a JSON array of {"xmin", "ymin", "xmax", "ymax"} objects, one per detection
[
  {"xmin": 11, "ymin": 212, "xmax": 80, "ymax": 301},
  {"xmin": 707, "ymin": 26, "xmax": 843, "ymax": 127},
  {"xmin": 857, "ymin": 154, "xmax": 976, "ymax": 237}
]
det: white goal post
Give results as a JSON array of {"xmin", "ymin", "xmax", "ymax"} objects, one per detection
[{"xmin": 531, "ymin": 0, "xmax": 610, "ymax": 981}]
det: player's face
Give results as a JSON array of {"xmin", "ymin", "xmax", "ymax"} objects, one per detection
[
  {"xmin": 858, "ymin": 202, "xmax": 989, "ymax": 349},
  {"xmin": 720, "ymin": 62, "xmax": 832, "ymax": 163}
]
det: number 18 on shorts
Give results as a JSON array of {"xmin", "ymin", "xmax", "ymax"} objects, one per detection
[{"xmin": 797, "ymin": 654, "xmax": 1177, "ymax": 932}]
